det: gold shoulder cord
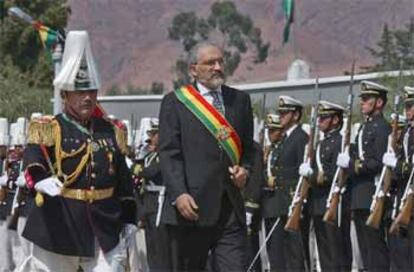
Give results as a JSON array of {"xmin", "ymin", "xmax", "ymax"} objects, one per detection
[{"xmin": 54, "ymin": 122, "xmax": 92, "ymax": 187}]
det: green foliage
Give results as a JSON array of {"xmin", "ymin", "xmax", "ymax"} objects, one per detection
[
  {"xmin": 0, "ymin": 58, "xmax": 52, "ymax": 120},
  {"xmin": 169, "ymin": 0, "xmax": 270, "ymax": 86},
  {"xmin": 365, "ymin": 19, "xmax": 414, "ymax": 72},
  {"xmin": 0, "ymin": 0, "xmax": 68, "ymax": 119}
]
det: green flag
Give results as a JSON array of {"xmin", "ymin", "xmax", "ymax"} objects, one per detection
[{"xmin": 282, "ymin": 0, "xmax": 294, "ymax": 44}]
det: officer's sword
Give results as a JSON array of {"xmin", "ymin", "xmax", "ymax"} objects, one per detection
[{"xmin": 246, "ymin": 217, "xmax": 280, "ymax": 272}]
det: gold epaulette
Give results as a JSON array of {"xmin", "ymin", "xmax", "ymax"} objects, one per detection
[
  {"xmin": 27, "ymin": 116, "xmax": 58, "ymax": 146},
  {"xmin": 113, "ymin": 125, "xmax": 128, "ymax": 155}
]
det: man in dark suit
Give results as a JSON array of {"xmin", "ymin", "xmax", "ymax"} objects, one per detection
[
  {"xmin": 299, "ymin": 101, "xmax": 352, "ymax": 271},
  {"xmin": 261, "ymin": 96, "xmax": 308, "ymax": 271},
  {"xmin": 159, "ymin": 42, "xmax": 253, "ymax": 271},
  {"xmin": 336, "ymin": 81, "xmax": 391, "ymax": 271}
]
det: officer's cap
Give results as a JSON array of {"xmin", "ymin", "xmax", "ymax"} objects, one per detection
[
  {"xmin": 0, "ymin": 118, "xmax": 9, "ymax": 146},
  {"xmin": 265, "ymin": 114, "xmax": 283, "ymax": 129},
  {"xmin": 390, "ymin": 113, "xmax": 407, "ymax": 128},
  {"xmin": 278, "ymin": 95, "xmax": 303, "ymax": 112},
  {"xmin": 146, "ymin": 119, "xmax": 159, "ymax": 135},
  {"xmin": 318, "ymin": 100, "xmax": 344, "ymax": 117},
  {"xmin": 54, "ymin": 31, "xmax": 101, "ymax": 92},
  {"xmin": 403, "ymin": 86, "xmax": 414, "ymax": 106},
  {"xmin": 359, "ymin": 80, "xmax": 389, "ymax": 99}
]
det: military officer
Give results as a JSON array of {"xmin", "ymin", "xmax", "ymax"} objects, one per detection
[
  {"xmin": 336, "ymin": 80, "xmax": 391, "ymax": 271},
  {"xmin": 299, "ymin": 101, "xmax": 352, "ymax": 271},
  {"xmin": 131, "ymin": 120, "xmax": 171, "ymax": 270},
  {"xmin": 385, "ymin": 87, "xmax": 414, "ymax": 271},
  {"xmin": 261, "ymin": 97, "xmax": 308, "ymax": 271},
  {"xmin": 0, "ymin": 117, "xmax": 14, "ymax": 272},
  {"xmin": 20, "ymin": 31, "xmax": 136, "ymax": 271}
]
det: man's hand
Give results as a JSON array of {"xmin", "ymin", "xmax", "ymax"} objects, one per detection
[
  {"xmin": 34, "ymin": 176, "xmax": 63, "ymax": 197},
  {"xmin": 229, "ymin": 165, "xmax": 247, "ymax": 189},
  {"xmin": 0, "ymin": 174, "xmax": 7, "ymax": 187},
  {"xmin": 176, "ymin": 193, "xmax": 199, "ymax": 221},
  {"xmin": 336, "ymin": 152, "xmax": 350, "ymax": 169}
]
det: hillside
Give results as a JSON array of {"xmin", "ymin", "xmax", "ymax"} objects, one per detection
[{"xmin": 67, "ymin": 0, "xmax": 414, "ymax": 93}]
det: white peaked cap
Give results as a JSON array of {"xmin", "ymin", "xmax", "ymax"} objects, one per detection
[
  {"xmin": 53, "ymin": 30, "xmax": 101, "ymax": 91},
  {"xmin": 30, "ymin": 112, "xmax": 42, "ymax": 120},
  {"xmin": 0, "ymin": 118, "xmax": 9, "ymax": 146},
  {"xmin": 123, "ymin": 120, "xmax": 133, "ymax": 146},
  {"xmin": 10, "ymin": 123, "xmax": 17, "ymax": 146},
  {"xmin": 14, "ymin": 117, "xmax": 27, "ymax": 146}
]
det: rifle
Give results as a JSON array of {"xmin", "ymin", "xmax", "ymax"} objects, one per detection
[
  {"xmin": 284, "ymin": 77, "xmax": 320, "ymax": 232},
  {"xmin": 366, "ymin": 61, "xmax": 404, "ymax": 229},
  {"xmin": 7, "ymin": 158, "xmax": 25, "ymax": 230},
  {"xmin": 0, "ymin": 148, "xmax": 9, "ymax": 202},
  {"xmin": 323, "ymin": 61, "xmax": 356, "ymax": 225},
  {"xmin": 389, "ymin": 165, "xmax": 414, "ymax": 234}
]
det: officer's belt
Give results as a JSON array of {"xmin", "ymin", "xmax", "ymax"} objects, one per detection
[
  {"xmin": 144, "ymin": 184, "xmax": 165, "ymax": 193},
  {"xmin": 60, "ymin": 187, "xmax": 114, "ymax": 202}
]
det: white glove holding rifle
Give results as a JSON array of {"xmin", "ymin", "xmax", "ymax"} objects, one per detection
[
  {"xmin": 299, "ymin": 162, "xmax": 313, "ymax": 177},
  {"xmin": 336, "ymin": 152, "xmax": 350, "ymax": 169},
  {"xmin": 15, "ymin": 173, "xmax": 26, "ymax": 188},
  {"xmin": 0, "ymin": 174, "xmax": 7, "ymax": 186},
  {"xmin": 382, "ymin": 151, "xmax": 397, "ymax": 169},
  {"xmin": 34, "ymin": 176, "xmax": 63, "ymax": 197}
]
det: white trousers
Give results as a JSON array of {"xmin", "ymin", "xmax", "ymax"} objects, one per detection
[
  {"xmin": 0, "ymin": 219, "xmax": 14, "ymax": 272},
  {"xmin": 16, "ymin": 239, "xmax": 128, "ymax": 272}
]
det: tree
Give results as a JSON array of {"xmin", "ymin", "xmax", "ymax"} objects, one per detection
[
  {"xmin": 365, "ymin": 18, "xmax": 414, "ymax": 72},
  {"xmin": 0, "ymin": 0, "xmax": 68, "ymax": 119},
  {"xmin": 168, "ymin": 1, "xmax": 270, "ymax": 88}
]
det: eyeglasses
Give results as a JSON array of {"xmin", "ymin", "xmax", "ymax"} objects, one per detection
[{"xmin": 197, "ymin": 58, "xmax": 225, "ymax": 67}]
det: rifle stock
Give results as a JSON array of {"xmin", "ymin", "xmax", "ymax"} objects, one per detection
[
  {"xmin": 389, "ymin": 191, "xmax": 414, "ymax": 235},
  {"xmin": 323, "ymin": 191, "xmax": 340, "ymax": 224},
  {"xmin": 284, "ymin": 179, "xmax": 310, "ymax": 232},
  {"xmin": 366, "ymin": 167, "xmax": 393, "ymax": 229}
]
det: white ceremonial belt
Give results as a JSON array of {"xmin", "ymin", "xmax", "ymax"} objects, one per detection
[{"xmin": 145, "ymin": 184, "xmax": 165, "ymax": 193}]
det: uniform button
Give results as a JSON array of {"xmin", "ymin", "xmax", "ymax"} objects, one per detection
[
  {"xmin": 91, "ymin": 173, "xmax": 96, "ymax": 179},
  {"xmin": 91, "ymin": 162, "xmax": 96, "ymax": 168},
  {"xmin": 90, "ymin": 186, "xmax": 95, "ymax": 190}
]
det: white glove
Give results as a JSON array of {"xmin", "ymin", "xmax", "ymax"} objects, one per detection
[
  {"xmin": 125, "ymin": 157, "xmax": 133, "ymax": 169},
  {"xmin": 0, "ymin": 174, "xmax": 7, "ymax": 186},
  {"xmin": 15, "ymin": 173, "xmax": 26, "ymax": 187},
  {"xmin": 299, "ymin": 162, "xmax": 313, "ymax": 177},
  {"xmin": 382, "ymin": 152, "xmax": 397, "ymax": 168},
  {"xmin": 34, "ymin": 176, "xmax": 63, "ymax": 197},
  {"xmin": 122, "ymin": 224, "xmax": 138, "ymax": 248},
  {"xmin": 336, "ymin": 152, "xmax": 350, "ymax": 169},
  {"xmin": 246, "ymin": 212, "xmax": 253, "ymax": 226}
]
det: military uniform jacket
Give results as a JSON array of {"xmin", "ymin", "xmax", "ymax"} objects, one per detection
[
  {"xmin": 262, "ymin": 125, "xmax": 308, "ymax": 218},
  {"xmin": 0, "ymin": 158, "xmax": 20, "ymax": 220},
  {"xmin": 349, "ymin": 114, "xmax": 390, "ymax": 210},
  {"xmin": 22, "ymin": 114, "xmax": 136, "ymax": 257},
  {"xmin": 393, "ymin": 125, "xmax": 414, "ymax": 217},
  {"xmin": 141, "ymin": 151, "xmax": 163, "ymax": 216},
  {"xmin": 309, "ymin": 129, "xmax": 342, "ymax": 216},
  {"xmin": 159, "ymin": 84, "xmax": 254, "ymax": 226}
]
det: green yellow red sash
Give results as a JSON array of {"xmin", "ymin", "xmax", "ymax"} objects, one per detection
[{"xmin": 175, "ymin": 85, "xmax": 242, "ymax": 165}]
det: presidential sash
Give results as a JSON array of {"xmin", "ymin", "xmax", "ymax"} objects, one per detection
[{"xmin": 175, "ymin": 85, "xmax": 242, "ymax": 165}]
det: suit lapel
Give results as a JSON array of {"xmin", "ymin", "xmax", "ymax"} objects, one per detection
[{"xmin": 222, "ymin": 86, "xmax": 235, "ymax": 126}]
